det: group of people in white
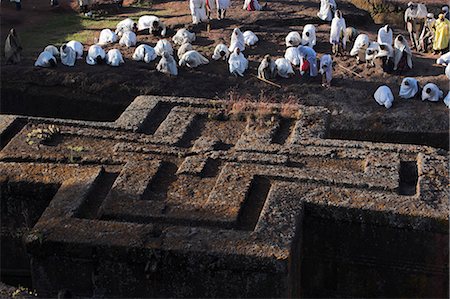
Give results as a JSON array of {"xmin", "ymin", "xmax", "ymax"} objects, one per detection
[{"xmin": 32, "ymin": 0, "xmax": 449, "ymax": 108}]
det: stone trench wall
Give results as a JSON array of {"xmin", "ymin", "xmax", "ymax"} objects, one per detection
[{"xmin": 0, "ymin": 96, "xmax": 448, "ymax": 297}]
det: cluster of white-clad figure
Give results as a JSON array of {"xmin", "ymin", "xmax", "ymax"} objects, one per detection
[
  {"xmin": 32, "ymin": 14, "xmax": 327, "ymax": 81},
  {"xmin": 374, "ymin": 65, "xmax": 450, "ymax": 110}
]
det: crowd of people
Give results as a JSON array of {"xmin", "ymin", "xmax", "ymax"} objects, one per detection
[{"xmin": 3, "ymin": 0, "xmax": 450, "ymax": 108}]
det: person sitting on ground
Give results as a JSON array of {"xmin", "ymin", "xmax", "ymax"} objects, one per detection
[
  {"xmin": 133, "ymin": 44, "xmax": 157, "ymax": 63},
  {"xmin": 298, "ymin": 45, "xmax": 318, "ymax": 77},
  {"xmin": 177, "ymin": 43, "xmax": 193, "ymax": 60},
  {"xmin": 285, "ymin": 31, "xmax": 301, "ymax": 47},
  {"xmin": 60, "ymin": 43, "xmax": 76, "ymax": 67},
  {"xmin": 422, "ymin": 83, "xmax": 444, "ymax": 102},
  {"xmin": 377, "ymin": 24, "xmax": 393, "ymax": 45},
  {"xmin": 345, "ymin": 27, "xmax": 359, "ymax": 44},
  {"xmin": 157, "ymin": 52, "xmax": 178, "ymax": 76},
  {"xmin": 374, "ymin": 85, "xmax": 394, "ymax": 109},
  {"xmin": 302, "ymin": 24, "xmax": 317, "ymax": 49},
  {"xmin": 86, "ymin": 45, "xmax": 106, "ymax": 65},
  {"xmin": 44, "ymin": 45, "xmax": 59, "ymax": 57},
  {"xmin": 98, "ymin": 29, "xmax": 118, "ymax": 45},
  {"xmin": 138, "ymin": 15, "xmax": 167, "ymax": 37},
  {"xmin": 228, "ymin": 47, "xmax": 248, "ymax": 77},
  {"xmin": 119, "ymin": 31, "xmax": 137, "ymax": 47},
  {"xmin": 319, "ymin": 54, "xmax": 333, "ymax": 88},
  {"xmin": 4, "ymin": 28, "xmax": 22, "ymax": 64},
  {"xmin": 330, "ymin": 10, "xmax": 347, "ymax": 56},
  {"xmin": 243, "ymin": 31, "xmax": 258, "ymax": 46},
  {"xmin": 433, "ymin": 13, "xmax": 450, "ymax": 55},
  {"xmin": 172, "ymin": 28, "xmax": 196, "ymax": 46},
  {"xmin": 258, "ymin": 54, "xmax": 276, "ymax": 80},
  {"xmin": 437, "ymin": 51, "xmax": 450, "ymax": 65},
  {"xmin": 212, "ymin": 43, "xmax": 230, "ymax": 60},
  {"xmin": 179, "ymin": 50, "xmax": 209, "ymax": 68},
  {"xmin": 35, "ymin": 51, "xmax": 57, "ymax": 68},
  {"xmin": 66, "ymin": 40, "xmax": 83, "ymax": 59},
  {"xmin": 115, "ymin": 18, "xmax": 137, "ymax": 37},
  {"xmin": 375, "ymin": 43, "xmax": 394, "ymax": 73},
  {"xmin": 243, "ymin": 0, "xmax": 265, "ymax": 11},
  {"xmin": 106, "ymin": 49, "xmax": 124, "ymax": 67},
  {"xmin": 350, "ymin": 34, "xmax": 369, "ymax": 63},
  {"xmin": 399, "ymin": 77, "xmax": 419, "ymax": 99},
  {"xmin": 154, "ymin": 39, "xmax": 173, "ymax": 57},
  {"xmin": 275, "ymin": 58, "xmax": 295, "ymax": 78},
  {"xmin": 393, "ymin": 34, "xmax": 413, "ymax": 72},
  {"xmin": 229, "ymin": 28, "xmax": 245, "ymax": 52}
]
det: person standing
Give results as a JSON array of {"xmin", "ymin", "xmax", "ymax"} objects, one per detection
[
  {"xmin": 433, "ymin": 13, "xmax": 450, "ymax": 54},
  {"xmin": 4, "ymin": 28, "xmax": 22, "ymax": 64}
]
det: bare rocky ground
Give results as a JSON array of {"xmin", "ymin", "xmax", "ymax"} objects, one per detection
[{"xmin": 0, "ymin": 0, "xmax": 448, "ymax": 148}]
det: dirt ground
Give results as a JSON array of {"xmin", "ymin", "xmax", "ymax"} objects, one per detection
[{"xmin": 0, "ymin": 0, "xmax": 448, "ymax": 147}]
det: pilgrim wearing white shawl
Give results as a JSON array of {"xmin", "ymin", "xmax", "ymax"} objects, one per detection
[
  {"xmin": 228, "ymin": 48, "xmax": 248, "ymax": 77},
  {"xmin": 215, "ymin": 0, "xmax": 230, "ymax": 19},
  {"xmin": 374, "ymin": 86, "xmax": 394, "ymax": 109},
  {"xmin": 319, "ymin": 54, "xmax": 333, "ymax": 87},
  {"xmin": 98, "ymin": 29, "xmax": 118, "ymax": 45},
  {"xmin": 60, "ymin": 44, "xmax": 77, "ymax": 67},
  {"xmin": 377, "ymin": 25, "xmax": 393, "ymax": 45},
  {"xmin": 119, "ymin": 31, "xmax": 137, "ymax": 47},
  {"xmin": 172, "ymin": 29, "xmax": 196, "ymax": 46},
  {"xmin": 393, "ymin": 35, "xmax": 412, "ymax": 71},
  {"xmin": 365, "ymin": 42, "xmax": 380, "ymax": 67},
  {"xmin": 157, "ymin": 53, "xmax": 178, "ymax": 76},
  {"xmin": 298, "ymin": 45, "xmax": 318, "ymax": 77},
  {"xmin": 421, "ymin": 83, "xmax": 443, "ymax": 102},
  {"xmin": 44, "ymin": 45, "xmax": 59, "ymax": 57},
  {"xmin": 446, "ymin": 64, "xmax": 450, "ymax": 79},
  {"xmin": 399, "ymin": 77, "xmax": 419, "ymax": 99},
  {"xmin": 66, "ymin": 40, "xmax": 83, "ymax": 59},
  {"xmin": 4, "ymin": 28, "xmax": 22, "ymax": 64},
  {"xmin": 190, "ymin": 0, "xmax": 208, "ymax": 24},
  {"xmin": 179, "ymin": 50, "xmax": 209, "ymax": 68},
  {"xmin": 138, "ymin": 15, "xmax": 167, "ymax": 37},
  {"xmin": 229, "ymin": 28, "xmax": 245, "ymax": 52},
  {"xmin": 212, "ymin": 43, "xmax": 230, "ymax": 60},
  {"xmin": 350, "ymin": 34, "xmax": 369, "ymax": 57},
  {"xmin": 155, "ymin": 39, "xmax": 173, "ymax": 57},
  {"xmin": 285, "ymin": 47, "xmax": 300, "ymax": 66},
  {"xmin": 330, "ymin": 10, "xmax": 346, "ymax": 55},
  {"xmin": 302, "ymin": 25, "xmax": 317, "ymax": 48},
  {"xmin": 436, "ymin": 52, "xmax": 450, "ymax": 65},
  {"xmin": 86, "ymin": 45, "xmax": 106, "ymax": 65},
  {"xmin": 177, "ymin": 43, "xmax": 194, "ymax": 60},
  {"xmin": 132, "ymin": 44, "xmax": 157, "ymax": 63},
  {"xmin": 243, "ymin": 0, "xmax": 262, "ymax": 11},
  {"xmin": 444, "ymin": 92, "xmax": 450, "ymax": 108},
  {"xmin": 404, "ymin": 2, "xmax": 428, "ymax": 49},
  {"xmin": 275, "ymin": 58, "xmax": 295, "ymax": 78},
  {"xmin": 317, "ymin": 0, "xmax": 336, "ymax": 21},
  {"xmin": 258, "ymin": 54, "xmax": 276, "ymax": 79},
  {"xmin": 376, "ymin": 43, "xmax": 395, "ymax": 72},
  {"xmin": 106, "ymin": 49, "xmax": 124, "ymax": 67},
  {"xmin": 115, "ymin": 18, "xmax": 137, "ymax": 37},
  {"xmin": 285, "ymin": 32, "xmax": 301, "ymax": 47},
  {"xmin": 243, "ymin": 31, "xmax": 258, "ymax": 46},
  {"xmin": 35, "ymin": 51, "xmax": 57, "ymax": 68}
]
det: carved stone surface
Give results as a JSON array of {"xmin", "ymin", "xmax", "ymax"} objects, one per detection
[{"xmin": 0, "ymin": 96, "xmax": 448, "ymax": 297}]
